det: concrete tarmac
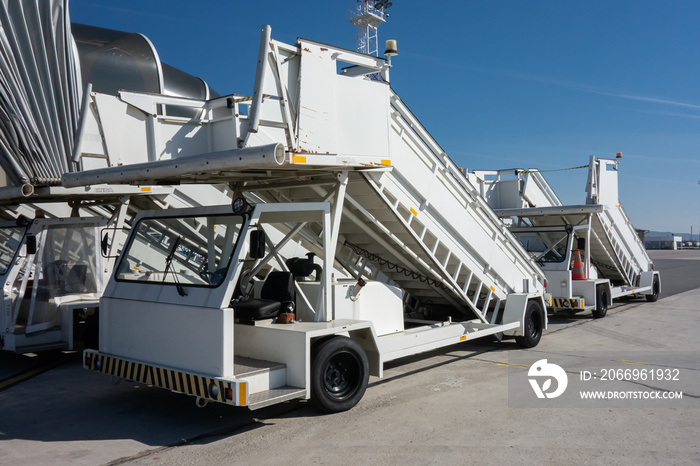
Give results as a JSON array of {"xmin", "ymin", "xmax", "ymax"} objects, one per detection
[{"xmin": 0, "ymin": 250, "xmax": 698, "ymax": 465}]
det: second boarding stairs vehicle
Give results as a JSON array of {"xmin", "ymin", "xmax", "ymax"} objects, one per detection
[{"xmin": 470, "ymin": 156, "xmax": 661, "ymax": 318}]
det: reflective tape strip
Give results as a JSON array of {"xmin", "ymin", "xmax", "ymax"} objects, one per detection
[
  {"xmin": 84, "ymin": 352, "xmax": 234, "ymax": 404},
  {"xmin": 551, "ymin": 298, "xmax": 584, "ymax": 309},
  {"xmin": 240, "ymin": 381, "xmax": 248, "ymax": 406}
]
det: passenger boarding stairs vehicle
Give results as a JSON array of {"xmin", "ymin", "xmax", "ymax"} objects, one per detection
[
  {"xmin": 67, "ymin": 26, "xmax": 549, "ymax": 412},
  {"xmin": 470, "ymin": 156, "xmax": 660, "ymax": 318}
]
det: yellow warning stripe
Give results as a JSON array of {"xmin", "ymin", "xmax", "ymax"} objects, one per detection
[
  {"xmin": 551, "ymin": 298, "xmax": 584, "ymax": 309},
  {"xmin": 85, "ymin": 352, "xmax": 236, "ymax": 405},
  {"xmin": 496, "ymin": 362, "xmax": 530, "ymax": 369}
]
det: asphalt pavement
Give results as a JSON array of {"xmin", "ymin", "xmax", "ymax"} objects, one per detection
[{"xmin": 0, "ymin": 249, "xmax": 698, "ymax": 465}]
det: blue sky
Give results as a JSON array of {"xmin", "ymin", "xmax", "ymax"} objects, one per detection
[{"xmin": 69, "ymin": 0, "xmax": 700, "ymax": 235}]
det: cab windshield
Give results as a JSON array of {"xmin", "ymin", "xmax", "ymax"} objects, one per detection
[
  {"xmin": 515, "ymin": 230, "xmax": 570, "ymax": 263},
  {"xmin": 115, "ymin": 214, "xmax": 243, "ymax": 287},
  {"xmin": 0, "ymin": 225, "xmax": 27, "ymax": 275}
]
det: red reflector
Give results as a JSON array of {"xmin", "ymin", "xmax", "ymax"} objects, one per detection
[
  {"xmin": 226, "ymin": 388, "xmax": 233, "ymax": 400},
  {"xmin": 544, "ymin": 279, "xmax": 548, "ymax": 288}
]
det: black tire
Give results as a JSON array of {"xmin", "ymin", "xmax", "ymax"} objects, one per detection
[
  {"xmin": 515, "ymin": 301, "xmax": 544, "ymax": 348},
  {"xmin": 592, "ymin": 285, "xmax": 608, "ymax": 318},
  {"xmin": 310, "ymin": 336, "xmax": 369, "ymax": 413},
  {"xmin": 646, "ymin": 275, "xmax": 660, "ymax": 302}
]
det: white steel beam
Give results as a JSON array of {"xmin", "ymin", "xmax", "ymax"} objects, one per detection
[{"xmin": 62, "ymin": 144, "xmax": 286, "ymax": 188}]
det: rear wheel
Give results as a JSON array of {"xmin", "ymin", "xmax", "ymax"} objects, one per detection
[
  {"xmin": 515, "ymin": 301, "xmax": 543, "ymax": 348},
  {"xmin": 592, "ymin": 285, "xmax": 608, "ymax": 318},
  {"xmin": 311, "ymin": 336, "xmax": 369, "ymax": 413},
  {"xmin": 646, "ymin": 275, "xmax": 660, "ymax": 302}
]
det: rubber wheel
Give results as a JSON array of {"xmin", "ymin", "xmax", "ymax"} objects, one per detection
[
  {"xmin": 515, "ymin": 301, "xmax": 543, "ymax": 348},
  {"xmin": 646, "ymin": 275, "xmax": 660, "ymax": 302},
  {"xmin": 592, "ymin": 285, "xmax": 608, "ymax": 318},
  {"xmin": 311, "ymin": 336, "xmax": 369, "ymax": 413}
]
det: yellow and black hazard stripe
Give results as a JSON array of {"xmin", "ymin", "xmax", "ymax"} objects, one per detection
[
  {"xmin": 550, "ymin": 297, "xmax": 585, "ymax": 309},
  {"xmin": 83, "ymin": 350, "xmax": 247, "ymax": 406}
]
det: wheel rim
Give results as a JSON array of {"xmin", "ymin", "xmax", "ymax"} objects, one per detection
[{"xmin": 322, "ymin": 351, "xmax": 360, "ymax": 400}]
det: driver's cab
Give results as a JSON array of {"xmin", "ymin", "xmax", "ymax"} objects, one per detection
[
  {"xmin": 511, "ymin": 224, "xmax": 593, "ymax": 277},
  {"xmin": 513, "ymin": 226, "xmax": 575, "ymax": 271},
  {"xmin": 110, "ymin": 200, "xmax": 333, "ymax": 321}
]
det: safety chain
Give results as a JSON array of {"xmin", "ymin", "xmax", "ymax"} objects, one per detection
[
  {"xmin": 344, "ymin": 240, "xmax": 449, "ymax": 290},
  {"xmin": 591, "ymin": 258, "xmax": 618, "ymax": 272}
]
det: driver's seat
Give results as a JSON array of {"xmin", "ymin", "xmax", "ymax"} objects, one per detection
[{"xmin": 233, "ymin": 271, "xmax": 295, "ymax": 320}]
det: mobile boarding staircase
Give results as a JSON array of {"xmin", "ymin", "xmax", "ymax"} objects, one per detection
[
  {"xmin": 471, "ymin": 157, "xmax": 657, "ymax": 298},
  {"xmin": 64, "ymin": 26, "xmax": 547, "ymax": 341}
]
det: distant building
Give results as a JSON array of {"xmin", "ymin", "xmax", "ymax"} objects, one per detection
[
  {"xmin": 636, "ymin": 229, "xmax": 648, "ymax": 243},
  {"xmin": 645, "ymin": 235, "xmax": 682, "ymax": 250}
]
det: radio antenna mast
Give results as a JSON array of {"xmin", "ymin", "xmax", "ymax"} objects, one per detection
[{"xmin": 349, "ymin": 0, "xmax": 393, "ymax": 56}]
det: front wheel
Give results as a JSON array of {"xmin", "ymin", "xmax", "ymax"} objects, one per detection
[
  {"xmin": 646, "ymin": 275, "xmax": 660, "ymax": 302},
  {"xmin": 515, "ymin": 301, "xmax": 544, "ymax": 348},
  {"xmin": 311, "ymin": 336, "xmax": 369, "ymax": 413},
  {"xmin": 592, "ymin": 285, "xmax": 608, "ymax": 318}
]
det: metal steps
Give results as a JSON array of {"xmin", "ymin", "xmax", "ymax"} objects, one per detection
[
  {"xmin": 234, "ymin": 356, "xmax": 305, "ymax": 408},
  {"xmin": 249, "ymin": 387, "xmax": 307, "ymax": 410},
  {"xmin": 590, "ymin": 209, "xmax": 642, "ymax": 286}
]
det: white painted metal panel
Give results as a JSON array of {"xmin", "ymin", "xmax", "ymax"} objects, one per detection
[
  {"xmin": 333, "ymin": 280, "xmax": 404, "ymax": 336},
  {"xmin": 100, "ymin": 297, "xmax": 234, "ymax": 377},
  {"xmin": 571, "ymin": 280, "xmax": 598, "ymax": 307},
  {"xmin": 548, "ymin": 270, "xmax": 572, "ymax": 301},
  {"xmin": 296, "ymin": 41, "xmax": 339, "ymax": 155},
  {"xmin": 335, "ymin": 76, "xmax": 390, "ymax": 158}
]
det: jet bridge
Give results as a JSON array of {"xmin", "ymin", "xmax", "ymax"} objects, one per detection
[{"xmin": 0, "ymin": 3, "xmax": 238, "ymax": 352}]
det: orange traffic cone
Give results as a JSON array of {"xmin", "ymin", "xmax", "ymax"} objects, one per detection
[{"xmin": 572, "ymin": 248, "xmax": 585, "ymax": 280}]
